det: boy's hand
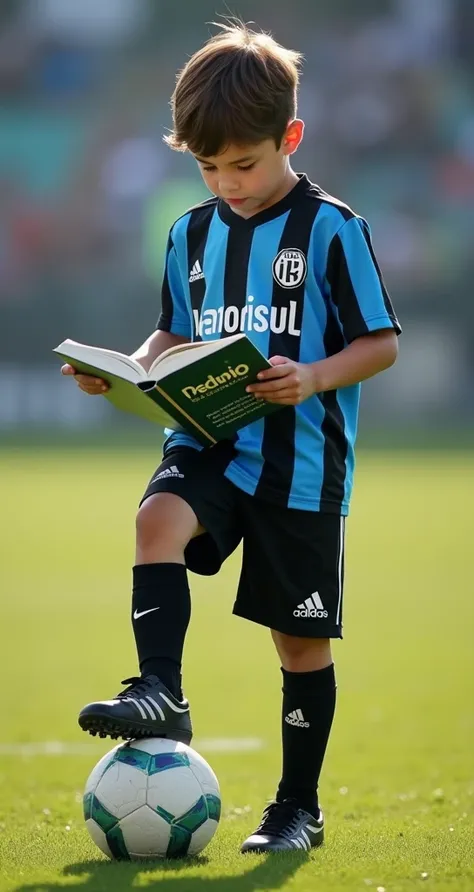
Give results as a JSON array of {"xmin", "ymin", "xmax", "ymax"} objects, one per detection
[
  {"xmin": 246, "ymin": 355, "xmax": 318, "ymax": 405},
  {"xmin": 61, "ymin": 364, "xmax": 109, "ymax": 395}
]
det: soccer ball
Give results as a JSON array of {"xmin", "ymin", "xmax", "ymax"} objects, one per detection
[{"xmin": 83, "ymin": 737, "xmax": 221, "ymax": 860}]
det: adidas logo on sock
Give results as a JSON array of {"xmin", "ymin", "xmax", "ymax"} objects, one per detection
[
  {"xmin": 189, "ymin": 260, "xmax": 205, "ymax": 282},
  {"xmin": 151, "ymin": 465, "xmax": 184, "ymax": 483},
  {"xmin": 285, "ymin": 708, "xmax": 310, "ymax": 728},
  {"xmin": 293, "ymin": 592, "xmax": 328, "ymax": 619}
]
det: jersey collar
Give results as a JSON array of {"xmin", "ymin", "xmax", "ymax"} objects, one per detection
[{"xmin": 217, "ymin": 173, "xmax": 310, "ymax": 228}]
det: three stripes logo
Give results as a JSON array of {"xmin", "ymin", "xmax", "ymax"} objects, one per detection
[
  {"xmin": 290, "ymin": 823, "xmax": 322, "ymax": 849},
  {"xmin": 121, "ymin": 691, "xmax": 188, "ymax": 722},
  {"xmin": 293, "ymin": 592, "xmax": 328, "ymax": 619},
  {"xmin": 189, "ymin": 259, "xmax": 205, "ymax": 283},
  {"xmin": 285, "ymin": 708, "xmax": 310, "ymax": 729}
]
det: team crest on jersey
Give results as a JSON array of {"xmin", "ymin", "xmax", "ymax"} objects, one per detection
[{"xmin": 272, "ymin": 248, "xmax": 307, "ymax": 289}]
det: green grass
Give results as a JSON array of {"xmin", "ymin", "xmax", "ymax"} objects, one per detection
[{"xmin": 0, "ymin": 448, "xmax": 473, "ymax": 892}]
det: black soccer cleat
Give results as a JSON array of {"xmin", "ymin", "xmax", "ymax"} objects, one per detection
[
  {"xmin": 241, "ymin": 798, "xmax": 324, "ymax": 854},
  {"xmin": 78, "ymin": 675, "xmax": 193, "ymax": 744}
]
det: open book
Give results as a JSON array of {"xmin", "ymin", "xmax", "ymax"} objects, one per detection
[{"xmin": 54, "ymin": 333, "xmax": 281, "ymax": 445}]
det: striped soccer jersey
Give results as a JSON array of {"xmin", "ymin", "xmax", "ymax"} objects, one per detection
[{"xmin": 157, "ymin": 174, "xmax": 401, "ymax": 514}]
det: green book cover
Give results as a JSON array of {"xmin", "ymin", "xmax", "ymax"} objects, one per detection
[
  {"xmin": 141, "ymin": 337, "xmax": 281, "ymax": 445},
  {"xmin": 54, "ymin": 335, "xmax": 281, "ymax": 445}
]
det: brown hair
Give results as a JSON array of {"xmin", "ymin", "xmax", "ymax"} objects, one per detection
[{"xmin": 165, "ymin": 22, "xmax": 303, "ymax": 157}]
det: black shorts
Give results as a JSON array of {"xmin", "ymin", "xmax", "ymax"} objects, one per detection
[{"xmin": 140, "ymin": 443, "xmax": 345, "ymax": 638}]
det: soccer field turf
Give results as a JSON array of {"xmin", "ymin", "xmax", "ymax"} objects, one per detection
[{"xmin": 0, "ymin": 448, "xmax": 472, "ymax": 891}]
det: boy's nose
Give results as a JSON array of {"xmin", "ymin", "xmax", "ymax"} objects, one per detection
[{"xmin": 219, "ymin": 178, "xmax": 240, "ymax": 195}]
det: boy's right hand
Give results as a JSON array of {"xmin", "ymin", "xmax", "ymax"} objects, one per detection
[{"xmin": 61, "ymin": 364, "xmax": 109, "ymax": 395}]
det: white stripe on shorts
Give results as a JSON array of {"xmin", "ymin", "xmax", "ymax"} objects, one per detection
[{"xmin": 335, "ymin": 516, "xmax": 345, "ymax": 626}]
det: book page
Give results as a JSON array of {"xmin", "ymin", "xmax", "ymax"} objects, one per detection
[
  {"xmin": 149, "ymin": 333, "xmax": 245, "ymax": 380},
  {"xmin": 54, "ymin": 340, "xmax": 146, "ymax": 383}
]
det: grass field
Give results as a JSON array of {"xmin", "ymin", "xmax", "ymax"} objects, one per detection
[{"xmin": 0, "ymin": 447, "xmax": 473, "ymax": 892}]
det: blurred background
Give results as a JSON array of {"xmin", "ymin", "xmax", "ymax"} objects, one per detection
[
  {"xmin": 0, "ymin": 0, "xmax": 473, "ymax": 443},
  {"xmin": 2, "ymin": 7, "xmax": 473, "ymax": 885}
]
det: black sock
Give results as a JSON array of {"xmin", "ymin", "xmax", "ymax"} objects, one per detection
[
  {"xmin": 276, "ymin": 663, "xmax": 336, "ymax": 818},
  {"xmin": 131, "ymin": 563, "xmax": 191, "ymax": 699}
]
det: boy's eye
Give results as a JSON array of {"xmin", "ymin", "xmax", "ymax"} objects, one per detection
[{"xmin": 201, "ymin": 162, "xmax": 256, "ymax": 172}]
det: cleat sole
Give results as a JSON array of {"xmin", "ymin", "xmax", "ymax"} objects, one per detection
[{"xmin": 78, "ymin": 714, "xmax": 192, "ymax": 745}]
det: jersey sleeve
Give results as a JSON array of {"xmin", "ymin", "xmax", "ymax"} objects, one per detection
[
  {"xmin": 325, "ymin": 216, "xmax": 401, "ymax": 343},
  {"xmin": 156, "ymin": 234, "xmax": 192, "ymax": 337}
]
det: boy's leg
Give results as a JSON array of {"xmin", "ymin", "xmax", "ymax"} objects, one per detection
[
  {"xmin": 271, "ymin": 632, "xmax": 336, "ymax": 817},
  {"xmin": 78, "ymin": 486, "xmax": 197, "ymax": 743},
  {"xmin": 132, "ymin": 443, "xmax": 240, "ymax": 697},
  {"xmin": 131, "ymin": 490, "xmax": 201, "ymax": 699},
  {"xmin": 241, "ymin": 636, "xmax": 335, "ymax": 854},
  {"xmin": 78, "ymin": 443, "xmax": 241, "ymax": 741},
  {"xmin": 235, "ymin": 499, "xmax": 344, "ymax": 853}
]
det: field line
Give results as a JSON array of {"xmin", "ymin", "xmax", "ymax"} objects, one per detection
[{"xmin": 0, "ymin": 737, "xmax": 264, "ymax": 756}]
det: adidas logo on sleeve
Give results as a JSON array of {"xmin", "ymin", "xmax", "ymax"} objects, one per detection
[
  {"xmin": 285, "ymin": 708, "xmax": 310, "ymax": 728},
  {"xmin": 293, "ymin": 592, "xmax": 328, "ymax": 619},
  {"xmin": 151, "ymin": 465, "xmax": 184, "ymax": 483}
]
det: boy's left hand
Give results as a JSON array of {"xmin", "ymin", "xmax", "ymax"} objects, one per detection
[{"xmin": 246, "ymin": 355, "xmax": 318, "ymax": 405}]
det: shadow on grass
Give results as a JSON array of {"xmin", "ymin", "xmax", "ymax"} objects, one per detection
[{"xmin": 13, "ymin": 851, "xmax": 310, "ymax": 892}]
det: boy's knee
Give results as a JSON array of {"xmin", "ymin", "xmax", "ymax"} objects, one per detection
[
  {"xmin": 136, "ymin": 492, "xmax": 199, "ymax": 551},
  {"xmin": 271, "ymin": 630, "xmax": 332, "ymax": 672}
]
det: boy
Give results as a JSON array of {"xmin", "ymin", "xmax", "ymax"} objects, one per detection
[{"xmin": 62, "ymin": 23, "xmax": 400, "ymax": 854}]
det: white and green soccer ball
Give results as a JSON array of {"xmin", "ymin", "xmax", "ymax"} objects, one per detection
[{"xmin": 83, "ymin": 738, "xmax": 221, "ymax": 860}]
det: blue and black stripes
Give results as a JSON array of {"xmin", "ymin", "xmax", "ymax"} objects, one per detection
[{"xmin": 156, "ymin": 174, "xmax": 400, "ymax": 513}]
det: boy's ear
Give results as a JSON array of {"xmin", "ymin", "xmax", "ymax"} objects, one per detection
[{"xmin": 281, "ymin": 119, "xmax": 304, "ymax": 155}]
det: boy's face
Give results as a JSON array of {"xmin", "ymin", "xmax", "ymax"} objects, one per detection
[{"xmin": 194, "ymin": 120, "xmax": 304, "ymax": 218}]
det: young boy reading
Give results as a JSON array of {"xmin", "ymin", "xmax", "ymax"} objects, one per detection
[{"xmin": 62, "ymin": 22, "xmax": 401, "ymax": 853}]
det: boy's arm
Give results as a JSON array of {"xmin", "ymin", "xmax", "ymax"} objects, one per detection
[{"xmin": 247, "ymin": 329, "xmax": 398, "ymax": 404}]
